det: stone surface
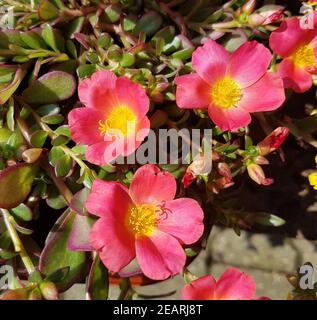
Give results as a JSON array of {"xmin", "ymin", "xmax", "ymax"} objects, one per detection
[{"xmin": 61, "ymin": 226, "xmax": 317, "ymax": 300}]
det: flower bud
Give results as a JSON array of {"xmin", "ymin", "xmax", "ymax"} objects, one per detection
[
  {"xmin": 242, "ymin": 0, "xmax": 257, "ymax": 14},
  {"xmin": 22, "ymin": 148, "xmax": 43, "ymax": 163},
  {"xmin": 248, "ymin": 5, "xmax": 285, "ymax": 26},
  {"xmin": 28, "ymin": 287, "xmax": 42, "ymax": 300},
  {"xmin": 257, "ymin": 127, "xmax": 289, "ymax": 156},
  {"xmin": 247, "ymin": 163, "xmax": 273, "ymax": 186},
  {"xmin": 39, "ymin": 281, "xmax": 59, "ymax": 300}
]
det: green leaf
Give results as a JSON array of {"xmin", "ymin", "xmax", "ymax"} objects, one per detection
[
  {"xmin": 22, "ymin": 71, "xmax": 76, "ymax": 105},
  {"xmin": 6, "ymin": 99, "xmax": 14, "ymax": 131},
  {"xmin": 252, "ymin": 212, "xmax": 286, "ymax": 227},
  {"xmin": 0, "ymin": 248, "xmax": 18, "ymax": 259},
  {"xmin": 54, "ymin": 154, "xmax": 72, "ymax": 177},
  {"xmin": 20, "ymin": 31, "xmax": 47, "ymax": 50},
  {"xmin": 0, "ymin": 163, "xmax": 38, "ymax": 209},
  {"xmin": 41, "ymin": 24, "xmax": 65, "ymax": 52},
  {"xmin": 48, "ymin": 146, "xmax": 65, "ymax": 166},
  {"xmin": 30, "ymin": 130, "xmax": 48, "ymax": 148},
  {"xmin": 38, "ymin": 0, "xmax": 59, "ymax": 20},
  {"xmin": 11, "ymin": 203, "xmax": 33, "ymax": 221},
  {"xmin": 0, "ymin": 66, "xmax": 27, "ymax": 105},
  {"xmin": 54, "ymin": 125, "xmax": 70, "ymax": 137},
  {"xmin": 41, "ymin": 114, "xmax": 64, "ymax": 125},
  {"xmin": 45, "ymin": 267, "xmax": 70, "ymax": 283},
  {"xmin": 51, "ymin": 135, "xmax": 70, "ymax": 146},
  {"xmin": 46, "ymin": 187, "xmax": 68, "ymax": 209},
  {"xmin": 134, "ymin": 11, "xmax": 163, "ymax": 37},
  {"xmin": 87, "ymin": 255, "xmax": 109, "ymax": 300},
  {"xmin": 120, "ymin": 52, "xmax": 135, "ymax": 67},
  {"xmin": 37, "ymin": 104, "xmax": 60, "ymax": 117},
  {"xmin": 39, "ymin": 210, "xmax": 86, "ymax": 291}
]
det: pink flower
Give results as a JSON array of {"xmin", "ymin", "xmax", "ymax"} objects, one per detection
[
  {"xmin": 270, "ymin": 14, "xmax": 317, "ymax": 93},
  {"xmin": 182, "ymin": 268, "xmax": 270, "ymax": 300},
  {"xmin": 175, "ymin": 40, "xmax": 285, "ymax": 132},
  {"xmin": 86, "ymin": 164, "xmax": 204, "ymax": 280},
  {"xmin": 68, "ymin": 70, "xmax": 150, "ymax": 165}
]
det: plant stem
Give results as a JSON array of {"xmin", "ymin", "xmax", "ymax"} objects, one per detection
[{"xmin": 0, "ymin": 208, "xmax": 35, "ymax": 274}]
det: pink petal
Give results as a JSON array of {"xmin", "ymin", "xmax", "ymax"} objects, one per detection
[
  {"xmin": 181, "ymin": 275, "xmax": 216, "ymax": 300},
  {"xmin": 269, "ymin": 18, "xmax": 316, "ymax": 58},
  {"xmin": 86, "ymin": 141, "xmax": 114, "ymax": 165},
  {"xmin": 278, "ymin": 58, "xmax": 312, "ymax": 93},
  {"xmin": 85, "ymin": 179, "xmax": 132, "ymax": 218},
  {"xmin": 228, "ymin": 41, "xmax": 272, "ymax": 88},
  {"xmin": 123, "ymin": 116, "xmax": 150, "ymax": 157},
  {"xmin": 192, "ymin": 39, "xmax": 230, "ymax": 83},
  {"xmin": 130, "ymin": 165, "xmax": 177, "ymax": 205},
  {"xmin": 90, "ymin": 217, "xmax": 135, "ymax": 273},
  {"xmin": 175, "ymin": 74, "xmax": 211, "ymax": 109},
  {"xmin": 208, "ymin": 103, "xmax": 251, "ymax": 132},
  {"xmin": 135, "ymin": 230, "xmax": 186, "ymax": 280},
  {"xmin": 78, "ymin": 70, "xmax": 117, "ymax": 109},
  {"xmin": 115, "ymin": 77, "xmax": 150, "ymax": 118},
  {"xmin": 215, "ymin": 268, "xmax": 256, "ymax": 300},
  {"xmin": 157, "ymin": 198, "xmax": 204, "ymax": 244},
  {"xmin": 239, "ymin": 72, "xmax": 285, "ymax": 112},
  {"xmin": 68, "ymin": 107, "xmax": 104, "ymax": 145}
]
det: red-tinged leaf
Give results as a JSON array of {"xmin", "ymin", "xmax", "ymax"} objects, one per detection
[
  {"xmin": 0, "ymin": 163, "xmax": 38, "ymax": 209},
  {"xmin": 67, "ymin": 214, "xmax": 94, "ymax": 251},
  {"xmin": 39, "ymin": 210, "xmax": 87, "ymax": 291}
]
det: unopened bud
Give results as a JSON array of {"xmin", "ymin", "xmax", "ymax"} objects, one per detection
[
  {"xmin": 247, "ymin": 163, "xmax": 273, "ymax": 186},
  {"xmin": 242, "ymin": 0, "xmax": 257, "ymax": 14},
  {"xmin": 39, "ymin": 281, "xmax": 59, "ymax": 300},
  {"xmin": 28, "ymin": 287, "xmax": 42, "ymax": 300},
  {"xmin": 257, "ymin": 127, "xmax": 289, "ymax": 156}
]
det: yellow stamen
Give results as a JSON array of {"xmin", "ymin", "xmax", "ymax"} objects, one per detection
[
  {"xmin": 211, "ymin": 77, "xmax": 242, "ymax": 109},
  {"xmin": 126, "ymin": 204, "xmax": 158, "ymax": 236},
  {"xmin": 98, "ymin": 106, "xmax": 137, "ymax": 137},
  {"xmin": 292, "ymin": 44, "xmax": 316, "ymax": 68}
]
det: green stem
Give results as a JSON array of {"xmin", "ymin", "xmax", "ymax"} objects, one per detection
[
  {"xmin": 117, "ymin": 278, "xmax": 131, "ymax": 300},
  {"xmin": 1, "ymin": 209, "xmax": 35, "ymax": 274}
]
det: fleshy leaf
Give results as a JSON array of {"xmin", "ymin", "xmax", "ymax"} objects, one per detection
[
  {"xmin": 0, "ymin": 163, "xmax": 38, "ymax": 209},
  {"xmin": 22, "ymin": 71, "xmax": 76, "ymax": 104},
  {"xmin": 87, "ymin": 255, "xmax": 109, "ymax": 300},
  {"xmin": 0, "ymin": 65, "xmax": 27, "ymax": 105},
  {"xmin": 39, "ymin": 210, "xmax": 86, "ymax": 291},
  {"xmin": 70, "ymin": 188, "xmax": 90, "ymax": 216},
  {"xmin": 67, "ymin": 214, "xmax": 94, "ymax": 251},
  {"xmin": 38, "ymin": 0, "xmax": 59, "ymax": 21}
]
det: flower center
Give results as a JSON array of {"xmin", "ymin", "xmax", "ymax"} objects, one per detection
[
  {"xmin": 211, "ymin": 77, "xmax": 242, "ymax": 109},
  {"xmin": 292, "ymin": 44, "xmax": 316, "ymax": 68},
  {"xmin": 99, "ymin": 106, "xmax": 136, "ymax": 137},
  {"xmin": 127, "ymin": 204, "xmax": 158, "ymax": 236}
]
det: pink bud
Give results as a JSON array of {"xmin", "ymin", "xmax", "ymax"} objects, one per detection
[
  {"xmin": 257, "ymin": 127, "xmax": 289, "ymax": 156},
  {"xmin": 247, "ymin": 163, "xmax": 274, "ymax": 186}
]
